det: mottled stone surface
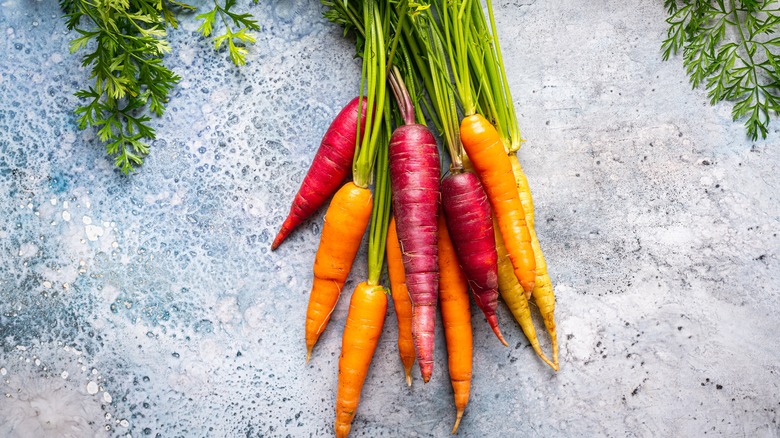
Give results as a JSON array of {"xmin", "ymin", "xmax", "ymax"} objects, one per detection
[{"xmin": 1, "ymin": 0, "xmax": 779, "ymax": 437}]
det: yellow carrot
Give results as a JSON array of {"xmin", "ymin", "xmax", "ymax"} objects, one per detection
[
  {"xmin": 509, "ymin": 154, "xmax": 559, "ymax": 369},
  {"xmin": 493, "ymin": 214, "xmax": 556, "ymax": 371}
]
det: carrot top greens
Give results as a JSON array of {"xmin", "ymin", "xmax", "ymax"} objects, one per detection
[
  {"xmin": 61, "ymin": 0, "xmax": 258, "ymax": 173},
  {"xmin": 406, "ymin": 10, "xmax": 464, "ymax": 169},
  {"xmin": 196, "ymin": 0, "xmax": 260, "ymax": 67},
  {"xmin": 440, "ymin": 0, "xmax": 477, "ymax": 117},
  {"xmin": 467, "ymin": 0, "xmax": 522, "ymax": 152},
  {"xmin": 352, "ymin": 0, "xmax": 389, "ymax": 189},
  {"xmin": 662, "ymin": 0, "xmax": 780, "ymax": 140}
]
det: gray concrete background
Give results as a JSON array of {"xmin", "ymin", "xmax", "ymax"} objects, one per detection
[{"xmin": 0, "ymin": 0, "xmax": 778, "ymax": 437}]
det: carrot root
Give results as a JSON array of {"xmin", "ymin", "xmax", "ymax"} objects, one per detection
[
  {"xmin": 509, "ymin": 154, "xmax": 560, "ymax": 371},
  {"xmin": 441, "ymin": 172, "xmax": 504, "ymax": 345},
  {"xmin": 438, "ymin": 214, "xmax": 472, "ymax": 433},
  {"xmin": 334, "ymin": 282, "xmax": 388, "ymax": 438},
  {"xmin": 272, "ymin": 97, "xmax": 369, "ymax": 250},
  {"xmin": 389, "ymin": 124, "xmax": 441, "ymax": 382},
  {"xmin": 305, "ymin": 182, "xmax": 373, "ymax": 360},
  {"xmin": 493, "ymin": 213, "xmax": 555, "ymax": 369},
  {"xmin": 452, "ymin": 410, "xmax": 464, "ymax": 435},
  {"xmin": 460, "ymin": 114, "xmax": 536, "ymax": 294},
  {"xmin": 414, "ymin": 304, "xmax": 436, "ymax": 383},
  {"xmin": 486, "ymin": 314, "xmax": 508, "ymax": 347},
  {"xmin": 387, "ymin": 218, "xmax": 417, "ymax": 385}
]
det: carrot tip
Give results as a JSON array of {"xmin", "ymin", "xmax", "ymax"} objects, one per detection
[
  {"xmin": 405, "ymin": 373, "xmax": 412, "ymax": 387},
  {"xmin": 451, "ymin": 410, "xmax": 464, "ymax": 434},
  {"xmin": 420, "ymin": 363, "xmax": 432, "ymax": 383},
  {"xmin": 335, "ymin": 423, "xmax": 351, "ymax": 438},
  {"xmin": 486, "ymin": 314, "xmax": 508, "ymax": 346},
  {"xmin": 536, "ymin": 351, "xmax": 556, "ymax": 371},
  {"xmin": 306, "ymin": 349, "xmax": 312, "ymax": 364},
  {"xmin": 271, "ymin": 227, "xmax": 288, "ymax": 251}
]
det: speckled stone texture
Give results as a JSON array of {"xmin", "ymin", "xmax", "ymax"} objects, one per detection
[{"xmin": 1, "ymin": 0, "xmax": 778, "ymax": 437}]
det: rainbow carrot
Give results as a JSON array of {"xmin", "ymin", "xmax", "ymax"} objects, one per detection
[
  {"xmin": 438, "ymin": 214, "xmax": 472, "ymax": 433},
  {"xmin": 386, "ymin": 217, "xmax": 415, "ymax": 385},
  {"xmin": 273, "ymin": 97, "xmax": 369, "ymax": 250}
]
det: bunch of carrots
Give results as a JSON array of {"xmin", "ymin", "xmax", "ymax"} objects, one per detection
[{"xmin": 271, "ymin": 0, "xmax": 559, "ymax": 435}]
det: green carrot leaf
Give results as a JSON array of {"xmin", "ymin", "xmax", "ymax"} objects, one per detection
[{"xmin": 662, "ymin": 0, "xmax": 780, "ymax": 140}]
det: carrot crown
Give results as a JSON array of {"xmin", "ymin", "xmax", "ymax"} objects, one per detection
[{"xmin": 388, "ymin": 66, "xmax": 417, "ymax": 126}]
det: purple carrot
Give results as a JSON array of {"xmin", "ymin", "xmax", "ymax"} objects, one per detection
[
  {"xmin": 441, "ymin": 171, "xmax": 508, "ymax": 346},
  {"xmin": 387, "ymin": 68, "xmax": 441, "ymax": 383},
  {"xmin": 272, "ymin": 97, "xmax": 369, "ymax": 250}
]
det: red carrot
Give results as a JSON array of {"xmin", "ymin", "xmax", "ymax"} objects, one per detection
[
  {"xmin": 387, "ymin": 68, "xmax": 440, "ymax": 383},
  {"xmin": 441, "ymin": 171, "xmax": 507, "ymax": 346},
  {"xmin": 272, "ymin": 97, "xmax": 369, "ymax": 250}
]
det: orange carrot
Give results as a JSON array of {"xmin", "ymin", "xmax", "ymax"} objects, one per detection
[
  {"xmin": 460, "ymin": 114, "xmax": 536, "ymax": 295},
  {"xmin": 334, "ymin": 282, "xmax": 388, "ymax": 438},
  {"xmin": 438, "ymin": 214, "xmax": 472, "ymax": 434},
  {"xmin": 305, "ymin": 182, "xmax": 373, "ymax": 361},
  {"xmin": 386, "ymin": 218, "xmax": 415, "ymax": 385}
]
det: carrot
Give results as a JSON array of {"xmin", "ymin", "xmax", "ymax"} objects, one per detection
[
  {"xmin": 454, "ymin": 0, "xmax": 560, "ymax": 369},
  {"xmin": 441, "ymin": 171, "xmax": 507, "ymax": 346},
  {"xmin": 386, "ymin": 217, "xmax": 415, "ymax": 386},
  {"xmin": 438, "ymin": 214, "xmax": 472, "ymax": 434},
  {"xmin": 334, "ymin": 282, "xmax": 388, "ymax": 438},
  {"xmin": 493, "ymin": 214, "xmax": 556, "ymax": 370},
  {"xmin": 510, "ymin": 154, "xmax": 559, "ymax": 369},
  {"xmin": 331, "ymin": 6, "xmax": 393, "ymax": 434},
  {"xmin": 460, "ymin": 113, "xmax": 536, "ymax": 296},
  {"xmin": 387, "ymin": 67, "xmax": 440, "ymax": 382},
  {"xmin": 272, "ymin": 97, "xmax": 369, "ymax": 250},
  {"xmin": 429, "ymin": 1, "xmax": 536, "ymax": 297},
  {"xmin": 305, "ymin": 182, "xmax": 373, "ymax": 361}
]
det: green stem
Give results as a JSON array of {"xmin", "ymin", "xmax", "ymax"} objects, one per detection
[
  {"xmin": 353, "ymin": 0, "xmax": 388, "ymax": 188},
  {"xmin": 386, "ymin": 0, "xmax": 408, "ymax": 75},
  {"xmin": 352, "ymin": 48, "xmax": 369, "ymax": 175},
  {"xmin": 484, "ymin": 0, "xmax": 521, "ymax": 151},
  {"xmin": 215, "ymin": 1, "xmax": 234, "ymax": 36},
  {"xmin": 730, "ymin": 0, "xmax": 759, "ymax": 99},
  {"xmin": 409, "ymin": 9, "xmax": 462, "ymax": 170},
  {"xmin": 333, "ymin": 0, "xmax": 365, "ymax": 37},
  {"xmin": 469, "ymin": 0, "xmax": 507, "ymax": 146},
  {"xmin": 400, "ymin": 42, "xmax": 426, "ymax": 126},
  {"xmin": 367, "ymin": 98, "xmax": 393, "ymax": 285},
  {"xmin": 437, "ymin": 0, "xmax": 475, "ymax": 115}
]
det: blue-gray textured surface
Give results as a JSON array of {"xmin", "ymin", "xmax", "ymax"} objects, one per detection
[{"xmin": 1, "ymin": 1, "xmax": 779, "ymax": 437}]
